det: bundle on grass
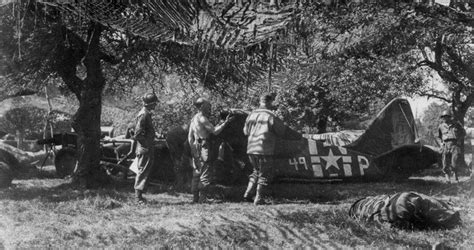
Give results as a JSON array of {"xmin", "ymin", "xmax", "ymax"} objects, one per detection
[
  {"xmin": 349, "ymin": 192, "xmax": 461, "ymax": 230},
  {"xmin": 0, "ymin": 148, "xmax": 22, "ymax": 188}
]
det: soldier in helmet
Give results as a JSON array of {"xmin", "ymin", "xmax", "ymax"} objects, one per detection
[
  {"xmin": 133, "ymin": 92, "xmax": 158, "ymax": 204},
  {"xmin": 243, "ymin": 93, "xmax": 286, "ymax": 205},
  {"xmin": 437, "ymin": 110, "xmax": 466, "ymax": 183},
  {"xmin": 188, "ymin": 97, "xmax": 233, "ymax": 203}
]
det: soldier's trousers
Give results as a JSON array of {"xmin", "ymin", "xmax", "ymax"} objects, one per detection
[
  {"xmin": 134, "ymin": 150, "xmax": 155, "ymax": 191},
  {"xmin": 248, "ymin": 154, "xmax": 274, "ymax": 186},
  {"xmin": 191, "ymin": 162, "xmax": 213, "ymax": 194},
  {"xmin": 191, "ymin": 139, "xmax": 215, "ymax": 194},
  {"xmin": 442, "ymin": 141, "xmax": 462, "ymax": 175}
]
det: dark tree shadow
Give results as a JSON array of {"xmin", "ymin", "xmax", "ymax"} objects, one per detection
[{"xmin": 207, "ymin": 177, "xmax": 471, "ymax": 204}]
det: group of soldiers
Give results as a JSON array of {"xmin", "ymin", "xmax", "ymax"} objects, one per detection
[
  {"xmin": 131, "ymin": 92, "xmax": 285, "ymax": 205},
  {"xmin": 130, "ymin": 91, "xmax": 467, "ymax": 204}
]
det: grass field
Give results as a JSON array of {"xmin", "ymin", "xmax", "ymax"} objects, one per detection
[{"xmin": 0, "ymin": 168, "xmax": 473, "ymax": 248}]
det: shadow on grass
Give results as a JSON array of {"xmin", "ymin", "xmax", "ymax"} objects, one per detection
[
  {"xmin": 0, "ymin": 180, "xmax": 131, "ymax": 203},
  {"xmin": 170, "ymin": 214, "xmax": 342, "ymax": 248},
  {"xmin": 275, "ymin": 209, "xmax": 440, "ymax": 248},
  {"xmin": 213, "ymin": 177, "xmax": 470, "ymax": 204},
  {"xmin": 2, "ymin": 174, "xmax": 469, "ymax": 205},
  {"xmin": 0, "ymin": 176, "xmax": 194, "ymax": 205}
]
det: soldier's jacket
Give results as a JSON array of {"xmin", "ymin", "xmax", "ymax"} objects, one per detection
[
  {"xmin": 438, "ymin": 121, "xmax": 465, "ymax": 142},
  {"xmin": 134, "ymin": 107, "xmax": 155, "ymax": 155},
  {"xmin": 243, "ymin": 108, "xmax": 286, "ymax": 155},
  {"xmin": 349, "ymin": 192, "xmax": 461, "ymax": 229}
]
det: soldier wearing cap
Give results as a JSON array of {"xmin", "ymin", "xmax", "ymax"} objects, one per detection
[
  {"xmin": 243, "ymin": 93, "xmax": 286, "ymax": 205},
  {"xmin": 188, "ymin": 97, "xmax": 233, "ymax": 203},
  {"xmin": 437, "ymin": 110, "xmax": 466, "ymax": 183},
  {"xmin": 133, "ymin": 92, "xmax": 158, "ymax": 204}
]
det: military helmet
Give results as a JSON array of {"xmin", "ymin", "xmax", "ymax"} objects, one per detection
[
  {"xmin": 259, "ymin": 92, "xmax": 275, "ymax": 103},
  {"xmin": 194, "ymin": 97, "xmax": 210, "ymax": 109},
  {"xmin": 142, "ymin": 92, "xmax": 158, "ymax": 106},
  {"xmin": 440, "ymin": 110, "xmax": 453, "ymax": 118}
]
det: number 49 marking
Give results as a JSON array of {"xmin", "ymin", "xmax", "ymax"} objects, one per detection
[{"xmin": 289, "ymin": 157, "xmax": 308, "ymax": 171}]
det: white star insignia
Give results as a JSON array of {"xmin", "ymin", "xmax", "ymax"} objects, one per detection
[{"xmin": 321, "ymin": 149, "xmax": 341, "ymax": 170}]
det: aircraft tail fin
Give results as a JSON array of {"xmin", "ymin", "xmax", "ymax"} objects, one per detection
[{"xmin": 345, "ymin": 98, "xmax": 418, "ymax": 157}]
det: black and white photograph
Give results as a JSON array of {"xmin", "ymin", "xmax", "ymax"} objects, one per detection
[{"xmin": 0, "ymin": 0, "xmax": 472, "ymax": 248}]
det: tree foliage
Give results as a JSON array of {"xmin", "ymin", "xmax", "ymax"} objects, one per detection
[
  {"xmin": 318, "ymin": 1, "xmax": 474, "ymax": 125},
  {"xmin": 275, "ymin": 54, "xmax": 424, "ymax": 132},
  {"xmin": 0, "ymin": 106, "xmax": 46, "ymax": 139},
  {"xmin": 263, "ymin": 1, "xmax": 428, "ymax": 132},
  {"xmin": 0, "ymin": 106, "xmax": 46, "ymax": 150},
  {"xmin": 266, "ymin": 1, "xmax": 473, "ymax": 132},
  {"xmin": 419, "ymin": 102, "xmax": 449, "ymax": 147}
]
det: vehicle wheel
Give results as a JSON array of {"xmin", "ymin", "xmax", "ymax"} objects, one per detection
[{"xmin": 54, "ymin": 147, "xmax": 77, "ymax": 178}]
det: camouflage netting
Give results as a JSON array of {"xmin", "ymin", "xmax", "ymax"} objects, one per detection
[{"xmin": 35, "ymin": 0, "xmax": 295, "ymax": 49}]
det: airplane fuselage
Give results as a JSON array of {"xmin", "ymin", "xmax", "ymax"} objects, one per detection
[{"xmin": 274, "ymin": 138, "xmax": 374, "ymax": 180}]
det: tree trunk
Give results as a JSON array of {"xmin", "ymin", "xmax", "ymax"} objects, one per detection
[
  {"xmin": 454, "ymin": 103, "xmax": 469, "ymax": 170},
  {"xmin": 70, "ymin": 23, "xmax": 108, "ymax": 188},
  {"xmin": 72, "ymin": 86, "xmax": 105, "ymax": 187}
]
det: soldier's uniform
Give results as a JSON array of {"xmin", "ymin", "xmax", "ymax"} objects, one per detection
[
  {"xmin": 133, "ymin": 93, "xmax": 158, "ymax": 204},
  {"xmin": 349, "ymin": 192, "xmax": 461, "ymax": 229},
  {"xmin": 243, "ymin": 94, "xmax": 286, "ymax": 205},
  {"xmin": 438, "ymin": 116, "xmax": 465, "ymax": 181},
  {"xmin": 190, "ymin": 134, "xmax": 217, "ymax": 202},
  {"xmin": 188, "ymin": 97, "xmax": 232, "ymax": 203}
]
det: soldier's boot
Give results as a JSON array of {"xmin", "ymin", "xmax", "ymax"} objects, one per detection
[
  {"xmin": 199, "ymin": 184, "xmax": 219, "ymax": 203},
  {"xmin": 191, "ymin": 175, "xmax": 200, "ymax": 203},
  {"xmin": 253, "ymin": 184, "xmax": 267, "ymax": 205},
  {"xmin": 243, "ymin": 180, "xmax": 257, "ymax": 202},
  {"xmin": 198, "ymin": 185, "xmax": 209, "ymax": 203},
  {"xmin": 453, "ymin": 171, "xmax": 459, "ymax": 182},
  {"xmin": 191, "ymin": 184, "xmax": 200, "ymax": 203},
  {"xmin": 135, "ymin": 189, "xmax": 146, "ymax": 204},
  {"xmin": 192, "ymin": 190, "xmax": 199, "ymax": 203}
]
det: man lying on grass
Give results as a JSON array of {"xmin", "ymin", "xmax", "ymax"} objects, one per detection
[{"xmin": 349, "ymin": 191, "xmax": 461, "ymax": 230}]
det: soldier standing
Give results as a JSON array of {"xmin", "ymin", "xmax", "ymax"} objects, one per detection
[
  {"xmin": 437, "ymin": 110, "xmax": 466, "ymax": 183},
  {"xmin": 188, "ymin": 97, "xmax": 233, "ymax": 203},
  {"xmin": 243, "ymin": 93, "xmax": 286, "ymax": 205},
  {"xmin": 133, "ymin": 92, "xmax": 158, "ymax": 204}
]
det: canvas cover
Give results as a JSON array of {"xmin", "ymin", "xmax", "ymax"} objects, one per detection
[
  {"xmin": 0, "ymin": 141, "xmax": 47, "ymax": 166},
  {"xmin": 345, "ymin": 98, "xmax": 417, "ymax": 157},
  {"xmin": 303, "ymin": 130, "xmax": 364, "ymax": 147}
]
